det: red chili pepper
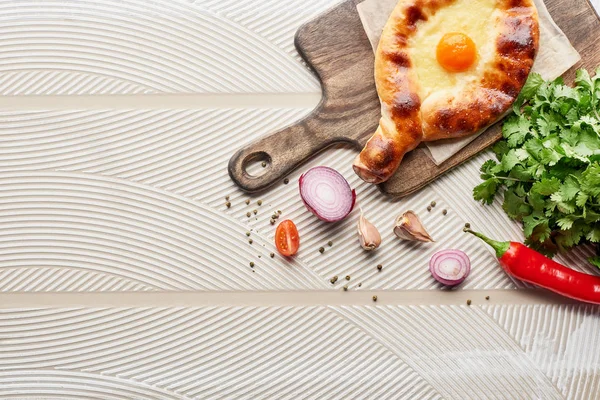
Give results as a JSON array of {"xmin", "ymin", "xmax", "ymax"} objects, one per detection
[{"xmin": 465, "ymin": 229, "xmax": 600, "ymax": 304}]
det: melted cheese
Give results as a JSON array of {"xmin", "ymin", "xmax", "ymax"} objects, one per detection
[{"xmin": 409, "ymin": 0, "xmax": 497, "ymax": 99}]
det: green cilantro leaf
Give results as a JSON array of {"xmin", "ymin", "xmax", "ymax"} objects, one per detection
[
  {"xmin": 503, "ymin": 116, "xmax": 531, "ymax": 147},
  {"xmin": 479, "ymin": 159, "xmax": 502, "ymax": 179},
  {"xmin": 510, "ymin": 164, "xmax": 532, "ymax": 181},
  {"xmin": 581, "ymin": 163, "xmax": 600, "ymax": 196},
  {"xmin": 556, "ymin": 229, "xmax": 583, "ymax": 248},
  {"xmin": 524, "ymin": 138, "xmax": 544, "ymax": 160},
  {"xmin": 585, "ymin": 210, "xmax": 600, "ymax": 224},
  {"xmin": 556, "ymin": 215, "xmax": 579, "ymax": 231},
  {"xmin": 531, "ymin": 177, "xmax": 560, "ymax": 196},
  {"xmin": 523, "ymin": 213, "xmax": 548, "ymax": 238},
  {"xmin": 531, "ymin": 221, "xmax": 552, "ymax": 244},
  {"xmin": 493, "ymin": 141, "xmax": 510, "ymax": 160},
  {"xmin": 575, "ymin": 69, "xmax": 593, "ymax": 91},
  {"xmin": 501, "ymin": 149, "xmax": 521, "ymax": 172},
  {"xmin": 513, "ymin": 72, "xmax": 544, "ymax": 113},
  {"xmin": 553, "ymin": 84, "xmax": 580, "ymax": 102},
  {"xmin": 558, "ymin": 176, "xmax": 580, "ymax": 202},
  {"xmin": 503, "ymin": 188, "xmax": 531, "ymax": 220},
  {"xmin": 587, "ymin": 227, "xmax": 600, "ymax": 243},
  {"xmin": 473, "ymin": 178, "xmax": 499, "ymax": 205},
  {"xmin": 576, "ymin": 192, "xmax": 589, "ymax": 208},
  {"xmin": 528, "ymin": 192, "xmax": 546, "ymax": 212}
]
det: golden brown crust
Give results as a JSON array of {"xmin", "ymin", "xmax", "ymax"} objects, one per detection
[{"xmin": 353, "ymin": 0, "xmax": 539, "ymax": 184}]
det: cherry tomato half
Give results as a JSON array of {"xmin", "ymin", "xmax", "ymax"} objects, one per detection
[{"xmin": 275, "ymin": 220, "xmax": 300, "ymax": 256}]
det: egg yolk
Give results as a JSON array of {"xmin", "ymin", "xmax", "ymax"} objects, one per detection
[{"xmin": 436, "ymin": 32, "xmax": 477, "ymax": 72}]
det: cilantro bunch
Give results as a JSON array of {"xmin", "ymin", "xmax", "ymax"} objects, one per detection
[{"xmin": 474, "ymin": 69, "xmax": 600, "ymax": 265}]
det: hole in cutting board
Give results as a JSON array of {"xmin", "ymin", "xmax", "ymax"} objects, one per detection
[{"xmin": 243, "ymin": 152, "xmax": 271, "ymax": 177}]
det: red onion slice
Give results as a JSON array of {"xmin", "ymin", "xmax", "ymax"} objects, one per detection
[
  {"xmin": 299, "ymin": 166, "xmax": 356, "ymax": 222},
  {"xmin": 429, "ymin": 249, "xmax": 471, "ymax": 286}
]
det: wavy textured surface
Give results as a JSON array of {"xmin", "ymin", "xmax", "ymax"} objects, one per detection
[
  {"xmin": 0, "ymin": 370, "xmax": 187, "ymax": 399},
  {"xmin": 0, "ymin": 307, "xmax": 441, "ymax": 399},
  {"xmin": 485, "ymin": 304, "xmax": 600, "ymax": 399},
  {"xmin": 0, "ymin": 171, "xmax": 326, "ymax": 291},
  {"xmin": 0, "ymin": 108, "xmax": 309, "ymax": 200},
  {"xmin": 196, "ymin": 0, "xmax": 338, "ymax": 63},
  {"xmin": 335, "ymin": 305, "xmax": 565, "ymax": 400},
  {"xmin": 0, "ymin": 267, "xmax": 153, "ymax": 292},
  {"xmin": 0, "ymin": 0, "xmax": 318, "ymax": 95},
  {"xmin": 7, "ymin": 305, "xmax": 599, "ymax": 398}
]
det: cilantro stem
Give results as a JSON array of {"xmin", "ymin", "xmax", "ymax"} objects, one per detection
[{"xmin": 495, "ymin": 176, "xmax": 533, "ymax": 183}]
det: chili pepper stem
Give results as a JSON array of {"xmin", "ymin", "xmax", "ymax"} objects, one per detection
[{"xmin": 463, "ymin": 228, "xmax": 510, "ymax": 258}]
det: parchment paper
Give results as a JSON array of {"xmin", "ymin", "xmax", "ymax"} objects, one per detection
[{"xmin": 357, "ymin": 0, "xmax": 581, "ymax": 164}]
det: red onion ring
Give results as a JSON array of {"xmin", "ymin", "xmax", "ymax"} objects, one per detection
[
  {"xmin": 299, "ymin": 166, "xmax": 356, "ymax": 222},
  {"xmin": 429, "ymin": 249, "xmax": 471, "ymax": 286}
]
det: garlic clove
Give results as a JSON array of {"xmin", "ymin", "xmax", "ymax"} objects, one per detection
[
  {"xmin": 358, "ymin": 210, "xmax": 382, "ymax": 251},
  {"xmin": 394, "ymin": 210, "xmax": 434, "ymax": 242}
]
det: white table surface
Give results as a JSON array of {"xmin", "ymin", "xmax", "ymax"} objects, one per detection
[{"xmin": 0, "ymin": 1, "xmax": 599, "ymax": 399}]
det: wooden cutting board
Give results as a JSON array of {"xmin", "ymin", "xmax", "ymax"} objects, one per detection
[{"xmin": 229, "ymin": 0, "xmax": 600, "ymax": 197}]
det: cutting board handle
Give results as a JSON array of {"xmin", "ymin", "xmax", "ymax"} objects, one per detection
[{"xmin": 228, "ymin": 116, "xmax": 331, "ymax": 192}]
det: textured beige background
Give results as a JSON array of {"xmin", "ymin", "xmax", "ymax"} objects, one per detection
[{"xmin": 0, "ymin": 0, "xmax": 599, "ymax": 398}]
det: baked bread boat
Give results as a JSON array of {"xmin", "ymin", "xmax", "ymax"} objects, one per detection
[{"xmin": 353, "ymin": 0, "xmax": 539, "ymax": 183}]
